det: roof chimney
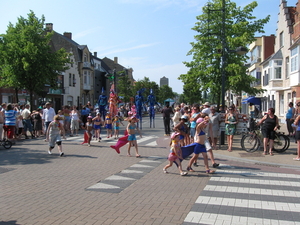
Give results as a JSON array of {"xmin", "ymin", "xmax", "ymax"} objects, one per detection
[
  {"xmin": 94, "ymin": 52, "xmax": 97, "ymax": 57},
  {"xmin": 46, "ymin": 23, "xmax": 53, "ymax": 31},
  {"xmin": 63, "ymin": 32, "xmax": 72, "ymax": 40},
  {"xmin": 114, "ymin": 57, "xmax": 118, "ymax": 64}
]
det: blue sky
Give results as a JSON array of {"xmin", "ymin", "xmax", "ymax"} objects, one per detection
[{"xmin": 1, "ymin": 0, "xmax": 280, "ymax": 94}]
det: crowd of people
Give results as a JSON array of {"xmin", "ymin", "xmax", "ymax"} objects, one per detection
[{"xmin": 2, "ymin": 99, "xmax": 300, "ymax": 170}]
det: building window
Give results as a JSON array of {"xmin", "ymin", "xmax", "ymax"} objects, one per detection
[
  {"xmin": 271, "ymin": 60, "xmax": 282, "ymax": 79},
  {"xmin": 288, "ymin": 92, "xmax": 291, "ymax": 102},
  {"xmin": 291, "ymin": 47, "xmax": 298, "ymax": 72},
  {"xmin": 285, "ymin": 57, "xmax": 289, "ymax": 79},
  {"xmin": 69, "ymin": 73, "xmax": 72, "ymax": 86},
  {"xmin": 73, "ymin": 74, "xmax": 76, "ymax": 87},
  {"xmin": 279, "ymin": 32, "xmax": 284, "ymax": 47},
  {"xmin": 84, "ymin": 71, "xmax": 87, "ymax": 84},
  {"xmin": 280, "ymin": 94, "xmax": 284, "ymax": 116}
]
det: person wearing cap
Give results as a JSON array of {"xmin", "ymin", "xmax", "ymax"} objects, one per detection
[
  {"xmin": 174, "ymin": 115, "xmax": 189, "ymax": 146},
  {"xmin": 21, "ymin": 104, "xmax": 35, "ymax": 139},
  {"xmin": 183, "ymin": 116, "xmax": 215, "ymax": 174},
  {"xmin": 46, "ymin": 115, "xmax": 64, "ymax": 156},
  {"xmin": 82, "ymin": 116, "xmax": 93, "ymax": 146},
  {"xmin": 172, "ymin": 107, "xmax": 181, "ymax": 127},
  {"xmin": 224, "ymin": 105, "xmax": 239, "ymax": 152},
  {"xmin": 92, "ymin": 112, "xmax": 103, "ymax": 142},
  {"xmin": 42, "ymin": 102, "xmax": 56, "ymax": 137},
  {"xmin": 112, "ymin": 115, "xmax": 124, "ymax": 139},
  {"xmin": 126, "ymin": 116, "xmax": 142, "ymax": 157},
  {"xmin": 57, "ymin": 110, "xmax": 66, "ymax": 140},
  {"xmin": 161, "ymin": 104, "xmax": 174, "ymax": 136},
  {"xmin": 105, "ymin": 112, "xmax": 113, "ymax": 138},
  {"xmin": 209, "ymin": 106, "xmax": 221, "ymax": 149},
  {"xmin": 190, "ymin": 104, "xmax": 201, "ymax": 144},
  {"xmin": 163, "ymin": 132, "xmax": 188, "ymax": 176},
  {"xmin": 201, "ymin": 102, "xmax": 211, "ymax": 114}
]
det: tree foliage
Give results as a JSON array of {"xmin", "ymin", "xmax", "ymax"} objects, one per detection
[
  {"xmin": 157, "ymin": 85, "xmax": 175, "ymax": 104},
  {"xmin": 179, "ymin": 0, "xmax": 270, "ymax": 106},
  {"xmin": 117, "ymin": 71, "xmax": 134, "ymax": 103},
  {"xmin": 0, "ymin": 10, "xmax": 70, "ymax": 106}
]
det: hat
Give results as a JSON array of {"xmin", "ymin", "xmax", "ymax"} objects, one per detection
[
  {"xmin": 180, "ymin": 115, "xmax": 188, "ymax": 120},
  {"xmin": 203, "ymin": 102, "xmax": 210, "ymax": 106},
  {"xmin": 171, "ymin": 132, "xmax": 180, "ymax": 139},
  {"xmin": 196, "ymin": 118, "xmax": 204, "ymax": 123},
  {"xmin": 54, "ymin": 115, "xmax": 62, "ymax": 120},
  {"xmin": 87, "ymin": 116, "xmax": 92, "ymax": 119}
]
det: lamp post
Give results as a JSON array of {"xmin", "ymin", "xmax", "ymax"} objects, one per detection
[{"xmin": 219, "ymin": 0, "xmax": 248, "ymax": 144}]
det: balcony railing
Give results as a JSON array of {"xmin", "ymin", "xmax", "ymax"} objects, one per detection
[
  {"xmin": 83, "ymin": 84, "xmax": 91, "ymax": 90},
  {"xmin": 83, "ymin": 62, "xmax": 91, "ymax": 68}
]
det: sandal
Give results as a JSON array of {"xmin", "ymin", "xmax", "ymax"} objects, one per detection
[
  {"xmin": 136, "ymin": 155, "xmax": 141, "ymax": 158},
  {"xmin": 187, "ymin": 167, "xmax": 195, "ymax": 172},
  {"xmin": 269, "ymin": 152, "xmax": 274, "ymax": 156},
  {"xmin": 263, "ymin": 151, "xmax": 267, "ymax": 155},
  {"xmin": 206, "ymin": 169, "xmax": 215, "ymax": 174}
]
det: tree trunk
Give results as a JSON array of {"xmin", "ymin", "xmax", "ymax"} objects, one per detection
[
  {"xmin": 29, "ymin": 91, "xmax": 34, "ymax": 109},
  {"xmin": 14, "ymin": 88, "xmax": 19, "ymax": 104}
]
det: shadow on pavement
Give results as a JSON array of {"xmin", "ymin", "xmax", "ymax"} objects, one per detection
[{"xmin": 0, "ymin": 220, "xmax": 21, "ymax": 225}]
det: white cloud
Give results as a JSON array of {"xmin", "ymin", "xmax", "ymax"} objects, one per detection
[
  {"xmin": 73, "ymin": 27, "xmax": 102, "ymax": 39},
  {"xmin": 98, "ymin": 42, "xmax": 159, "ymax": 56}
]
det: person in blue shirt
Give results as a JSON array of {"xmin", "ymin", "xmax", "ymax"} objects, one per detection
[
  {"xmin": 4, "ymin": 104, "xmax": 18, "ymax": 142},
  {"xmin": 286, "ymin": 102, "xmax": 295, "ymax": 136}
]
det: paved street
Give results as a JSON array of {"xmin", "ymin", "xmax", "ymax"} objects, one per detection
[{"xmin": 1, "ymin": 116, "xmax": 300, "ymax": 225}]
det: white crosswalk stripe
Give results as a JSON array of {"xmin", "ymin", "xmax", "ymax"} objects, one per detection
[
  {"xmin": 64, "ymin": 134, "xmax": 159, "ymax": 146},
  {"xmin": 183, "ymin": 165, "xmax": 300, "ymax": 225}
]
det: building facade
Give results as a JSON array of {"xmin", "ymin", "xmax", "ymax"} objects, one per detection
[{"xmin": 160, "ymin": 76, "xmax": 169, "ymax": 87}]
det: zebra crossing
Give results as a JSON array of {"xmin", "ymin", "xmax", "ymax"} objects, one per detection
[
  {"xmin": 183, "ymin": 164, "xmax": 300, "ymax": 225},
  {"xmin": 64, "ymin": 134, "xmax": 159, "ymax": 146},
  {"xmin": 86, "ymin": 156, "xmax": 165, "ymax": 193}
]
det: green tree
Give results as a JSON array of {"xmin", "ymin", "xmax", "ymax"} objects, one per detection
[
  {"xmin": 117, "ymin": 71, "xmax": 134, "ymax": 103},
  {"xmin": 158, "ymin": 85, "xmax": 175, "ymax": 104},
  {"xmin": 179, "ymin": 0, "xmax": 270, "ymax": 107},
  {"xmin": 0, "ymin": 11, "xmax": 70, "ymax": 107}
]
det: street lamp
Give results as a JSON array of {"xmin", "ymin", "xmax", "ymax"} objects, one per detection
[
  {"xmin": 219, "ymin": 0, "xmax": 248, "ymax": 112},
  {"xmin": 219, "ymin": 0, "xmax": 247, "ymax": 144}
]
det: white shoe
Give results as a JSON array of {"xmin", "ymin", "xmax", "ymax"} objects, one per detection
[
  {"xmin": 163, "ymin": 169, "xmax": 168, "ymax": 174},
  {"xmin": 60, "ymin": 152, "xmax": 64, "ymax": 157},
  {"xmin": 180, "ymin": 172, "xmax": 188, "ymax": 176},
  {"xmin": 48, "ymin": 150, "xmax": 52, "ymax": 155}
]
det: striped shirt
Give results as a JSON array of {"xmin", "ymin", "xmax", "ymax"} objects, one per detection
[{"xmin": 5, "ymin": 110, "xmax": 18, "ymax": 126}]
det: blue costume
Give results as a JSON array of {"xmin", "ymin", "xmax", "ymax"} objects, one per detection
[
  {"xmin": 135, "ymin": 89, "xmax": 145, "ymax": 130},
  {"xmin": 147, "ymin": 89, "xmax": 158, "ymax": 128},
  {"xmin": 98, "ymin": 88, "xmax": 108, "ymax": 120}
]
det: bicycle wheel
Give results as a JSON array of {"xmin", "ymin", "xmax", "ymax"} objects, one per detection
[
  {"xmin": 273, "ymin": 134, "xmax": 289, "ymax": 153},
  {"xmin": 3, "ymin": 140, "xmax": 12, "ymax": 149},
  {"xmin": 241, "ymin": 133, "xmax": 260, "ymax": 152}
]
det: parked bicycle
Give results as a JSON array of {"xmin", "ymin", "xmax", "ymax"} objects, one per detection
[
  {"xmin": 240, "ymin": 122, "xmax": 290, "ymax": 153},
  {"xmin": 0, "ymin": 138, "xmax": 12, "ymax": 149}
]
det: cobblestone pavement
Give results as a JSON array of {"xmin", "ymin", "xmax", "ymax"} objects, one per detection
[{"xmin": 1, "ymin": 121, "xmax": 300, "ymax": 225}]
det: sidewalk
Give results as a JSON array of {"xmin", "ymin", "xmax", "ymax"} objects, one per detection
[{"xmin": 213, "ymin": 122, "xmax": 300, "ymax": 170}]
